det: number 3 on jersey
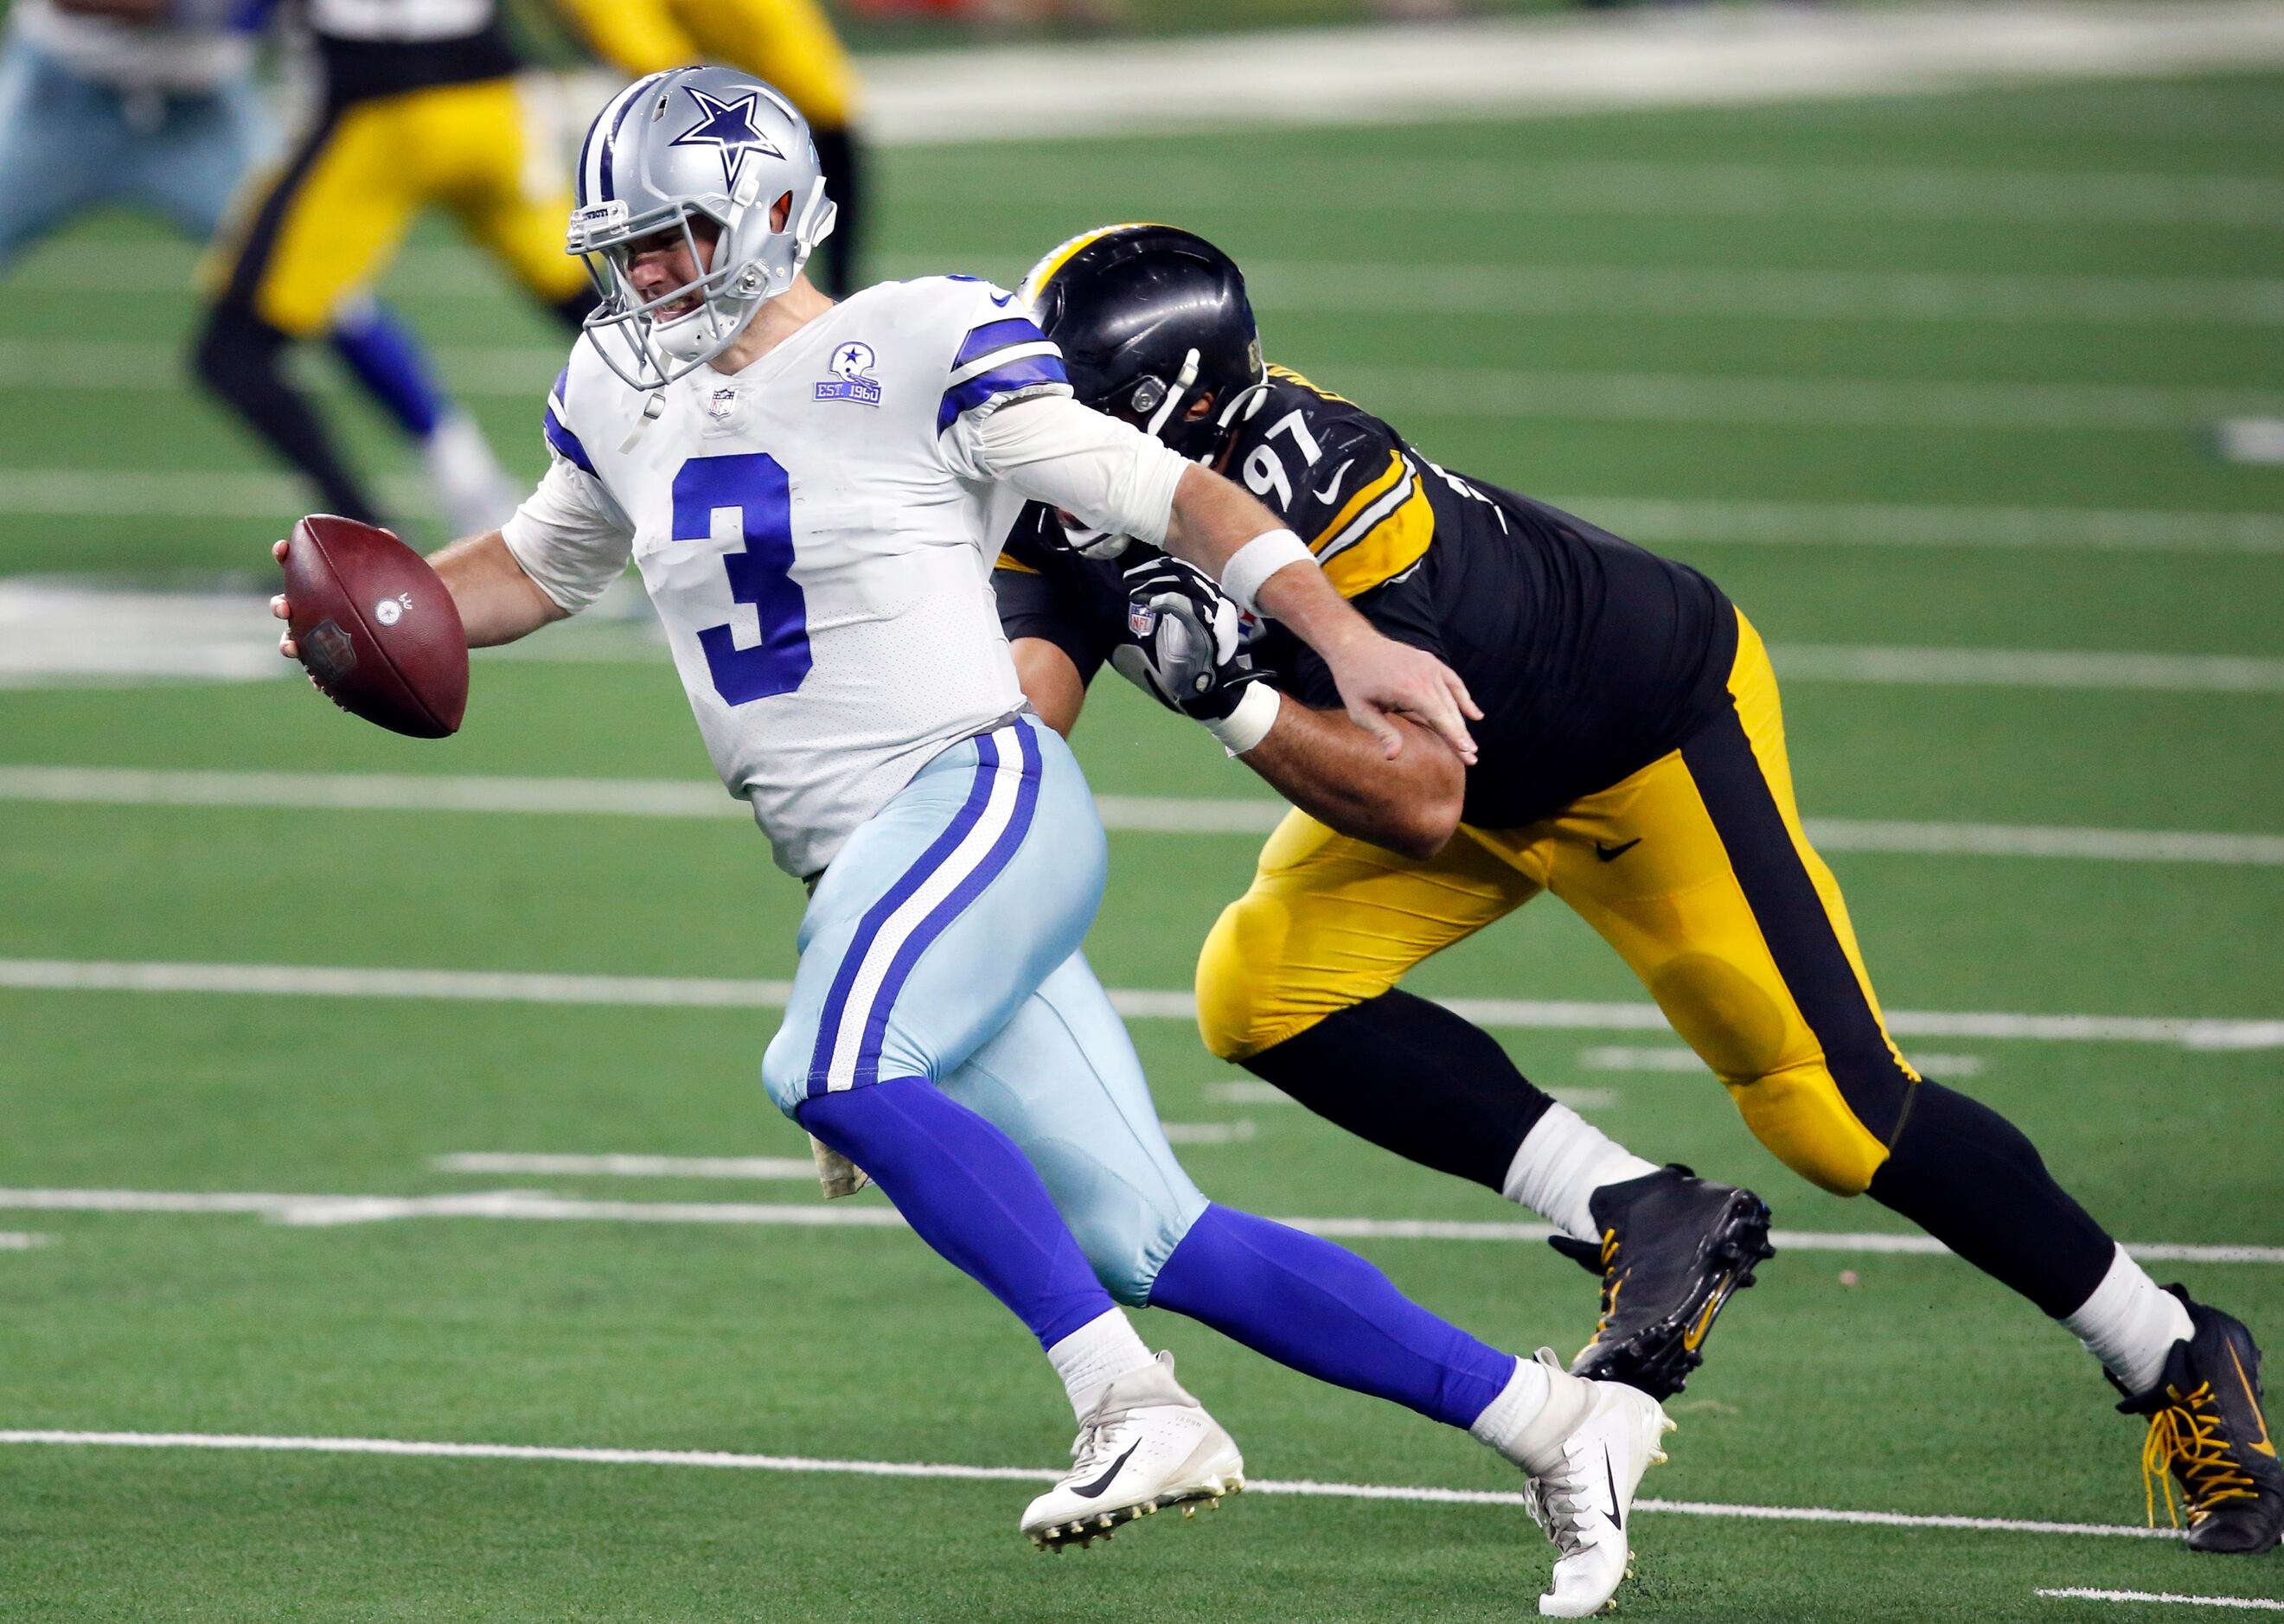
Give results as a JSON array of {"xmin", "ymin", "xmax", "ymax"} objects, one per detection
[{"xmin": 675, "ymin": 452, "xmax": 814, "ymax": 704}]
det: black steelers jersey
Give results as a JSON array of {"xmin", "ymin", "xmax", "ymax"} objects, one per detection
[
  {"xmin": 307, "ymin": 0, "xmax": 520, "ymax": 105},
  {"xmin": 995, "ymin": 365, "xmax": 1740, "ymax": 830}
]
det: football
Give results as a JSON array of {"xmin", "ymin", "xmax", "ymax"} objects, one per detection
[{"xmin": 280, "ymin": 514, "xmax": 468, "ymax": 738}]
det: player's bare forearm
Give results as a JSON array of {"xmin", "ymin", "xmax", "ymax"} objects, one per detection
[
  {"xmin": 1160, "ymin": 463, "xmax": 1289, "ymax": 579},
  {"xmin": 1012, "ymin": 637, "xmax": 1087, "ymax": 737},
  {"xmin": 429, "ymin": 531, "xmax": 567, "ymax": 648},
  {"xmin": 1240, "ymin": 699, "xmax": 1465, "ymax": 860}
]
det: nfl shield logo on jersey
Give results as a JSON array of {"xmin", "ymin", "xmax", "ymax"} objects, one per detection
[
  {"xmin": 707, "ymin": 386, "xmax": 739, "ymax": 422},
  {"xmin": 816, "ymin": 341, "xmax": 883, "ymax": 406}
]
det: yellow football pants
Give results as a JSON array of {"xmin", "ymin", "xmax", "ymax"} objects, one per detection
[
  {"xmin": 553, "ymin": 0, "xmax": 861, "ymax": 130},
  {"xmin": 208, "ymin": 77, "xmax": 586, "ymax": 338},
  {"xmin": 1196, "ymin": 613, "xmax": 1922, "ymax": 1197}
]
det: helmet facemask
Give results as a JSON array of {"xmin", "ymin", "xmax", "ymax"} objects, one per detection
[
  {"xmin": 571, "ymin": 175, "xmax": 835, "ymax": 393},
  {"xmin": 1091, "ymin": 344, "xmax": 1270, "ymax": 465}
]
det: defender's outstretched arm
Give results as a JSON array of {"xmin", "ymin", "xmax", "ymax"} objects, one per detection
[{"xmin": 969, "ymin": 395, "xmax": 1478, "ymax": 763}]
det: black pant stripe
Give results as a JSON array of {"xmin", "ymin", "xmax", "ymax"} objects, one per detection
[
  {"xmin": 218, "ymin": 101, "xmax": 347, "ymax": 316},
  {"xmin": 1679, "ymin": 707, "xmax": 1916, "ymax": 1144}
]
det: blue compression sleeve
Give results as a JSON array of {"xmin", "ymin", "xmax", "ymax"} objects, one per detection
[
  {"xmin": 1148, "ymin": 1204, "xmax": 1514, "ymax": 1430},
  {"xmin": 799, "ymin": 1077, "xmax": 1116, "ymax": 1350},
  {"xmin": 329, "ymin": 299, "xmax": 445, "ymax": 440}
]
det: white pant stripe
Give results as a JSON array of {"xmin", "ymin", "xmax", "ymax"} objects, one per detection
[{"xmin": 821, "ymin": 726, "xmax": 1027, "ymax": 1092}]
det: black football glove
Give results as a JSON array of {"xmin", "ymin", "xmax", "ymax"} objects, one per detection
[{"xmin": 1109, "ymin": 552, "xmax": 1273, "ymax": 724}]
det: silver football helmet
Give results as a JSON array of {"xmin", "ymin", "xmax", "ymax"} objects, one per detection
[{"xmin": 566, "ymin": 66, "xmax": 837, "ymax": 391}]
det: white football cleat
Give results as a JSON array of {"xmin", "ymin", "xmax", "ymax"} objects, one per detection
[
  {"xmin": 1020, "ymin": 1352, "xmax": 1244, "ymax": 1551},
  {"xmin": 1519, "ymin": 1352, "xmax": 1675, "ymax": 1617}
]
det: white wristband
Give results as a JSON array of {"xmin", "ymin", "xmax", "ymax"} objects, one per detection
[
  {"xmin": 1219, "ymin": 528, "xmax": 1315, "ymax": 617},
  {"xmin": 1203, "ymin": 681, "xmax": 1281, "ymax": 757}
]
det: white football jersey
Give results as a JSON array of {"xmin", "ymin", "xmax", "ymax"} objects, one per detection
[
  {"xmin": 10, "ymin": 0, "xmax": 252, "ymax": 92},
  {"xmin": 505, "ymin": 277, "xmax": 1077, "ymax": 879}
]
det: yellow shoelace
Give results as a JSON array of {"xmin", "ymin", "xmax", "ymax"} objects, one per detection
[{"xmin": 2140, "ymin": 1380, "xmax": 2260, "ymax": 1528}]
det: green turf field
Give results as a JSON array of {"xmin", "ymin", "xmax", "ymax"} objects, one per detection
[{"xmin": 1, "ymin": 67, "xmax": 2281, "ymax": 1622}]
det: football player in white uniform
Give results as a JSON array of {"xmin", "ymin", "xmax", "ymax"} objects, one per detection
[{"xmin": 272, "ymin": 67, "xmax": 1682, "ymax": 1614}]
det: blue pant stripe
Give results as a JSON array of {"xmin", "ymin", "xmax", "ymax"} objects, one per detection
[
  {"xmin": 850, "ymin": 721, "xmax": 1044, "ymax": 1090},
  {"xmin": 803, "ymin": 729, "xmax": 1003, "ymax": 1097}
]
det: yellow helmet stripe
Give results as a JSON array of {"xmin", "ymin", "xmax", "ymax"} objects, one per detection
[{"xmin": 1018, "ymin": 222, "xmax": 1173, "ymax": 307}]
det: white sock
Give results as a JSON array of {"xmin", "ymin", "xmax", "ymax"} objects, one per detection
[
  {"xmin": 1503, "ymin": 1104, "xmax": 1661, "ymax": 1241},
  {"xmin": 1046, "ymin": 1308, "xmax": 1156, "ymax": 1420},
  {"xmin": 1468, "ymin": 1353, "xmax": 1599, "ymax": 1475},
  {"xmin": 2063, "ymin": 1244, "xmax": 2195, "ymax": 1395}
]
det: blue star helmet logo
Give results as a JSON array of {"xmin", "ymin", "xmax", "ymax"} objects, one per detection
[{"xmin": 669, "ymin": 88, "xmax": 786, "ymax": 191}]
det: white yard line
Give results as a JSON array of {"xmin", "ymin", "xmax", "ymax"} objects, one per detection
[
  {"xmin": 3, "ymin": 474, "xmax": 2278, "ymax": 560},
  {"xmin": 1160, "ymin": 1121, "xmax": 1257, "ymax": 1145},
  {"xmin": 856, "ymin": 3, "xmax": 2284, "ymax": 144},
  {"xmin": 1337, "ymin": 368, "xmax": 2284, "ymax": 432},
  {"xmin": 3, "ymin": 957, "xmax": 2279, "ymax": 1052},
  {"xmin": 1801, "ymin": 822, "xmax": 2284, "ymax": 866},
  {"xmin": 2037, "ymin": 1591, "xmax": 2284, "ymax": 1612},
  {"xmin": 16, "ymin": 339, "xmax": 2283, "ymax": 433},
  {"xmin": 1771, "ymin": 645, "xmax": 2284, "ymax": 692},
  {"xmin": 874, "ymin": 254, "xmax": 2284, "ymax": 327},
  {"xmin": 15, "ymin": 245, "xmax": 2284, "ymax": 325},
  {"xmin": 899, "ymin": 155, "xmax": 2284, "ymax": 232},
  {"xmin": 432, "ymin": 1153, "xmax": 818, "ymax": 1180},
  {"xmin": 1233, "ymin": 261, "xmax": 2284, "ymax": 327},
  {"xmin": 1577, "ymin": 1045, "xmax": 1987, "ymax": 1077},
  {"xmin": 0, "ymin": 1426, "xmax": 2184, "ymax": 1540},
  {"xmin": 7, "ymin": 768, "xmax": 2284, "ymax": 865},
  {"xmin": 0, "ymin": 1186, "xmax": 2275, "ymax": 1263},
  {"xmin": 1539, "ymin": 499, "xmax": 2284, "ymax": 555}
]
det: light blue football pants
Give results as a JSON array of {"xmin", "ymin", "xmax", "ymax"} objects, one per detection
[
  {"xmin": 0, "ymin": 38, "xmax": 266, "ymax": 272},
  {"xmin": 761, "ymin": 715, "xmax": 1209, "ymax": 1304}
]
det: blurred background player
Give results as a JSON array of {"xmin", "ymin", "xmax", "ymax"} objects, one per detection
[
  {"xmin": 548, "ymin": 0, "xmax": 867, "ymax": 297},
  {"xmin": 0, "ymin": 0, "xmax": 516, "ymax": 536},
  {"xmin": 999, "ymin": 226, "xmax": 2283, "ymax": 1556},
  {"xmin": 191, "ymin": 0, "xmax": 600, "ymax": 534}
]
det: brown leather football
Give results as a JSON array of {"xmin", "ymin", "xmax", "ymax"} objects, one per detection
[{"xmin": 281, "ymin": 515, "xmax": 468, "ymax": 738}]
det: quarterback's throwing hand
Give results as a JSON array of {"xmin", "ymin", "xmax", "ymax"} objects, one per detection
[{"xmin": 1326, "ymin": 630, "xmax": 1481, "ymax": 764}]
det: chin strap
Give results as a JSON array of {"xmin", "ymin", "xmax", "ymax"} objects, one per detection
[
  {"xmin": 618, "ymin": 390, "xmax": 667, "ymax": 453},
  {"xmin": 1143, "ymin": 348, "xmax": 1200, "ymax": 440}
]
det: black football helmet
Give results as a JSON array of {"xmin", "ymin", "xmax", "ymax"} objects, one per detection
[{"xmin": 1020, "ymin": 224, "xmax": 1268, "ymax": 464}]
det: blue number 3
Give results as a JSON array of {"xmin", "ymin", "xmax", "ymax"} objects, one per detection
[{"xmin": 674, "ymin": 452, "xmax": 813, "ymax": 704}]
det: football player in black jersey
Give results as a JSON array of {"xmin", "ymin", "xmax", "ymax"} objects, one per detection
[
  {"xmin": 994, "ymin": 225, "xmax": 2281, "ymax": 1554},
  {"xmin": 193, "ymin": 0, "xmax": 599, "ymax": 531}
]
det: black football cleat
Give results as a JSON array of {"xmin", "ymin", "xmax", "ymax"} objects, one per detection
[
  {"xmin": 1548, "ymin": 1164, "xmax": 1775, "ymax": 1401},
  {"xmin": 2115, "ymin": 1287, "xmax": 2284, "ymax": 1555}
]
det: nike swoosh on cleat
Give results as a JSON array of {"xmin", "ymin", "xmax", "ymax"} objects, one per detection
[
  {"xmin": 1681, "ymin": 1282, "xmax": 1731, "ymax": 1352},
  {"xmin": 1596, "ymin": 839, "xmax": 1642, "ymax": 863},
  {"xmin": 1603, "ymin": 1446, "xmax": 1623, "ymax": 1531},
  {"xmin": 1070, "ymin": 1442, "xmax": 1142, "ymax": 1499},
  {"xmin": 2228, "ymin": 1343, "xmax": 2277, "ymax": 1457}
]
